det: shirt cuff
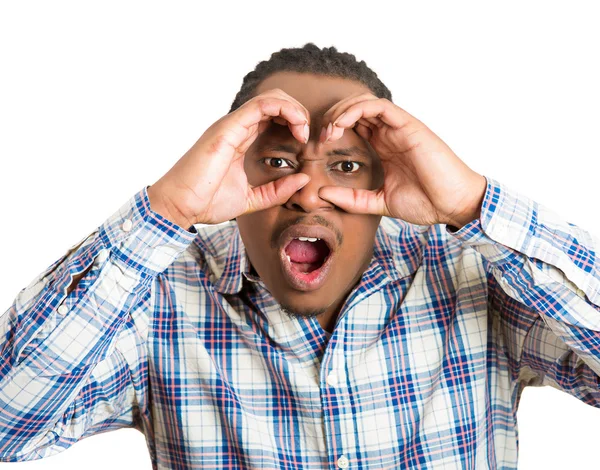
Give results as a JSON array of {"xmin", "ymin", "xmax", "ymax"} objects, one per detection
[
  {"xmin": 98, "ymin": 185, "xmax": 198, "ymax": 277},
  {"xmin": 444, "ymin": 175, "xmax": 537, "ymax": 268}
]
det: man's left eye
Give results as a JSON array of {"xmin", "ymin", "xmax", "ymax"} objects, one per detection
[{"xmin": 333, "ymin": 161, "xmax": 362, "ymax": 173}]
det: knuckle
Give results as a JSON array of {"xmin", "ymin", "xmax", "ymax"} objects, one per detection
[
  {"xmin": 252, "ymin": 184, "xmax": 276, "ymax": 209},
  {"xmin": 207, "ymin": 134, "xmax": 230, "ymax": 155},
  {"xmin": 256, "ymin": 97, "xmax": 274, "ymax": 113}
]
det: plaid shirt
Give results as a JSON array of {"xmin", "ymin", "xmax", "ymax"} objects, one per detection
[{"xmin": 1, "ymin": 176, "xmax": 599, "ymax": 469}]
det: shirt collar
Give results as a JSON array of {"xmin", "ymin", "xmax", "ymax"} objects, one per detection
[{"xmin": 193, "ymin": 217, "xmax": 428, "ymax": 295}]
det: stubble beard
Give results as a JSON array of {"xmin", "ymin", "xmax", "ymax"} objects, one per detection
[{"xmin": 280, "ymin": 303, "xmax": 328, "ymax": 320}]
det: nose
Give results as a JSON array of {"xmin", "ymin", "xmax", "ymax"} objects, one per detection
[{"xmin": 283, "ymin": 162, "xmax": 335, "ymax": 213}]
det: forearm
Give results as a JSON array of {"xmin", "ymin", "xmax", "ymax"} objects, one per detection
[
  {"xmin": 448, "ymin": 176, "xmax": 600, "ymax": 374},
  {"xmin": 0, "ymin": 185, "xmax": 197, "ymax": 460}
]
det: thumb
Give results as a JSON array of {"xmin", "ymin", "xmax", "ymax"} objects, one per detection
[
  {"xmin": 318, "ymin": 185, "xmax": 386, "ymax": 215},
  {"xmin": 246, "ymin": 174, "xmax": 310, "ymax": 213}
]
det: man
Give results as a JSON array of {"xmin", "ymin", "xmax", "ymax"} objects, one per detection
[{"xmin": 1, "ymin": 43, "xmax": 599, "ymax": 469}]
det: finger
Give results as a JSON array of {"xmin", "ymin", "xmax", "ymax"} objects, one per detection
[
  {"xmin": 256, "ymin": 98, "xmax": 309, "ymax": 143},
  {"xmin": 271, "ymin": 115, "xmax": 308, "ymax": 144},
  {"xmin": 354, "ymin": 122, "xmax": 372, "ymax": 141},
  {"xmin": 245, "ymin": 173, "xmax": 311, "ymax": 214},
  {"xmin": 360, "ymin": 116, "xmax": 382, "ymax": 127},
  {"xmin": 238, "ymin": 115, "xmax": 295, "ymax": 155},
  {"xmin": 324, "ymin": 115, "xmax": 378, "ymax": 142},
  {"xmin": 257, "ymin": 120, "xmax": 271, "ymax": 134},
  {"xmin": 318, "ymin": 185, "xmax": 388, "ymax": 216},
  {"xmin": 320, "ymin": 98, "xmax": 379, "ymax": 144},
  {"xmin": 324, "ymin": 99, "xmax": 409, "ymax": 144},
  {"xmin": 323, "ymin": 117, "xmax": 373, "ymax": 144},
  {"xmin": 261, "ymin": 88, "xmax": 313, "ymax": 140},
  {"xmin": 271, "ymin": 89, "xmax": 312, "ymax": 123},
  {"xmin": 326, "ymin": 122, "xmax": 345, "ymax": 143},
  {"xmin": 321, "ymin": 92, "xmax": 378, "ymax": 123},
  {"xmin": 238, "ymin": 124, "xmax": 261, "ymax": 154},
  {"xmin": 237, "ymin": 119, "xmax": 272, "ymax": 155},
  {"xmin": 334, "ymin": 99, "xmax": 412, "ymax": 131},
  {"xmin": 356, "ymin": 118, "xmax": 376, "ymax": 129},
  {"xmin": 236, "ymin": 97, "xmax": 309, "ymax": 145}
]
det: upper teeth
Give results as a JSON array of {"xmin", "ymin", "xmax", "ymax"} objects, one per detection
[{"xmin": 296, "ymin": 237, "xmax": 319, "ymax": 242}]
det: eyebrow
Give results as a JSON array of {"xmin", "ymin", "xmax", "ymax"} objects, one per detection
[
  {"xmin": 261, "ymin": 144, "xmax": 372, "ymax": 160},
  {"xmin": 327, "ymin": 146, "xmax": 372, "ymax": 160}
]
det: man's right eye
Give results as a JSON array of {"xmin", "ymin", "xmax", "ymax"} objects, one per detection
[{"xmin": 262, "ymin": 157, "xmax": 294, "ymax": 169}]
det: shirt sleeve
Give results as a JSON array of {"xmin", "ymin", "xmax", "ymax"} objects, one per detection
[
  {"xmin": 0, "ymin": 185, "xmax": 198, "ymax": 462},
  {"xmin": 446, "ymin": 176, "xmax": 600, "ymax": 407}
]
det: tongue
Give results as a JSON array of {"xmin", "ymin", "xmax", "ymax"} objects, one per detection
[{"xmin": 285, "ymin": 239, "xmax": 321, "ymax": 263}]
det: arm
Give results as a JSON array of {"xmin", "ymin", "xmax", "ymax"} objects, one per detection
[
  {"xmin": 0, "ymin": 186, "xmax": 197, "ymax": 461},
  {"xmin": 447, "ymin": 176, "xmax": 600, "ymax": 405},
  {"xmin": 0, "ymin": 88, "xmax": 310, "ymax": 462}
]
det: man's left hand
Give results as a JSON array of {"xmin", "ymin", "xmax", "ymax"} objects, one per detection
[{"xmin": 317, "ymin": 92, "xmax": 487, "ymax": 230}]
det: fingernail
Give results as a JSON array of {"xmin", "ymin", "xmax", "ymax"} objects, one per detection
[
  {"xmin": 297, "ymin": 110, "xmax": 308, "ymax": 123},
  {"xmin": 303, "ymin": 123, "xmax": 310, "ymax": 143},
  {"xmin": 333, "ymin": 112, "xmax": 346, "ymax": 126},
  {"xmin": 324, "ymin": 122, "xmax": 333, "ymax": 143},
  {"xmin": 319, "ymin": 126, "xmax": 327, "ymax": 142}
]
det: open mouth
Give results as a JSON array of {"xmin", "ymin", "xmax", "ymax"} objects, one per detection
[
  {"xmin": 278, "ymin": 226, "xmax": 337, "ymax": 291},
  {"xmin": 284, "ymin": 237, "xmax": 331, "ymax": 274}
]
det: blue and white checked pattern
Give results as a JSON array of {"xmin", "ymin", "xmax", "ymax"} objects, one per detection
[{"xmin": 1, "ymin": 176, "xmax": 599, "ymax": 469}]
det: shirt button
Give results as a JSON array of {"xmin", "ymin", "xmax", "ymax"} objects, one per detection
[
  {"xmin": 327, "ymin": 373, "xmax": 338, "ymax": 386},
  {"xmin": 122, "ymin": 219, "xmax": 133, "ymax": 232},
  {"xmin": 337, "ymin": 455, "xmax": 349, "ymax": 469},
  {"xmin": 57, "ymin": 305, "xmax": 69, "ymax": 316}
]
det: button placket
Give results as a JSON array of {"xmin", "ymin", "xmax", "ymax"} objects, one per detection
[{"xmin": 322, "ymin": 339, "xmax": 352, "ymax": 469}]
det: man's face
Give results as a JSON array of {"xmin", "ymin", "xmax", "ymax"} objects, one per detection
[{"xmin": 236, "ymin": 71, "xmax": 384, "ymax": 322}]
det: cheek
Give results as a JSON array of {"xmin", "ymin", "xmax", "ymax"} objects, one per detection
[
  {"xmin": 328, "ymin": 170, "xmax": 374, "ymax": 191},
  {"xmin": 370, "ymin": 161, "xmax": 385, "ymax": 190},
  {"xmin": 338, "ymin": 221, "xmax": 379, "ymax": 263},
  {"xmin": 244, "ymin": 158, "xmax": 286, "ymax": 187},
  {"xmin": 243, "ymin": 159, "xmax": 263, "ymax": 186},
  {"xmin": 237, "ymin": 212, "xmax": 278, "ymax": 260}
]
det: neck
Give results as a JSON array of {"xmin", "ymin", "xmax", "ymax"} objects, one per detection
[{"xmin": 317, "ymin": 298, "xmax": 345, "ymax": 334}]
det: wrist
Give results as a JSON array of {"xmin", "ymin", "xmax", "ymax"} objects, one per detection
[
  {"xmin": 446, "ymin": 211, "xmax": 478, "ymax": 232},
  {"xmin": 444, "ymin": 175, "xmax": 487, "ymax": 231},
  {"xmin": 147, "ymin": 185, "xmax": 196, "ymax": 230}
]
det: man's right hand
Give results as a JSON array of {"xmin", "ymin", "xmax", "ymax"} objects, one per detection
[{"xmin": 147, "ymin": 89, "xmax": 312, "ymax": 227}]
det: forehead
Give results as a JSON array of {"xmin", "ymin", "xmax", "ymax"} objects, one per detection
[{"xmin": 254, "ymin": 71, "xmax": 371, "ymax": 119}]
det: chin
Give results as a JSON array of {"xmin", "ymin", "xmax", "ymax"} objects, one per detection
[
  {"xmin": 279, "ymin": 301, "xmax": 329, "ymax": 320},
  {"xmin": 267, "ymin": 262, "xmax": 360, "ymax": 321},
  {"xmin": 277, "ymin": 288, "xmax": 329, "ymax": 312}
]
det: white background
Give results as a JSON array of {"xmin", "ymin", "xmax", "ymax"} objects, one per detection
[{"xmin": 1, "ymin": 1, "xmax": 599, "ymax": 468}]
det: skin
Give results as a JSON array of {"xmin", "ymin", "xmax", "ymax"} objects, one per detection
[{"xmin": 237, "ymin": 72, "xmax": 385, "ymax": 333}]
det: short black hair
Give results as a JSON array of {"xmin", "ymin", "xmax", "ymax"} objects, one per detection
[{"xmin": 228, "ymin": 42, "xmax": 392, "ymax": 113}]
